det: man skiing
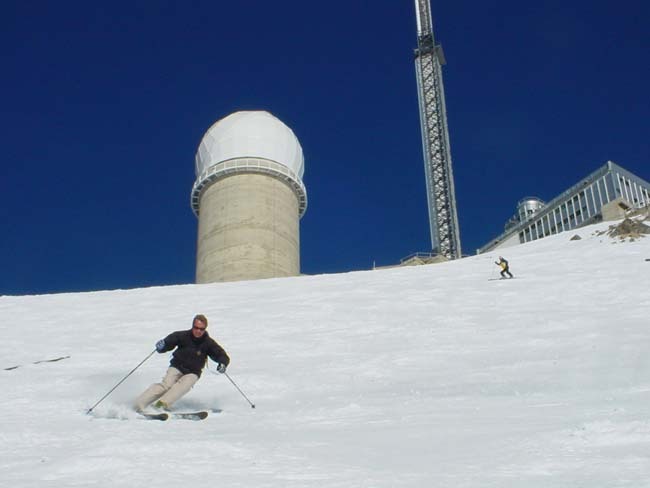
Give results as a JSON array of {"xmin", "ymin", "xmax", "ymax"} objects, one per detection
[
  {"xmin": 495, "ymin": 256, "xmax": 514, "ymax": 279},
  {"xmin": 135, "ymin": 314, "xmax": 230, "ymax": 412}
]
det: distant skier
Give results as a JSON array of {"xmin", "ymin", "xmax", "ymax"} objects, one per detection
[
  {"xmin": 495, "ymin": 256, "xmax": 514, "ymax": 279},
  {"xmin": 135, "ymin": 314, "xmax": 230, "ymax": 412}
]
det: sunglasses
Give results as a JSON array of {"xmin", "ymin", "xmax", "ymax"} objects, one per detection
[{"xmin": 193, "ymin": 325, "xmax": 207, "ymax": 331}]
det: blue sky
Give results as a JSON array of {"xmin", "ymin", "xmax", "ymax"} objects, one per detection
[{"xmin": 1, "ymin": 0, "xmax": 648, "ymax": 295}]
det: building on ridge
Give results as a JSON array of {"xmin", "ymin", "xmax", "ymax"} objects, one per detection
[{"xmin": 478, "ymin": 161, "xmax": 650, "ymax": 254}]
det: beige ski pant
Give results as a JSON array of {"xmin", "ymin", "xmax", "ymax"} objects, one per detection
[{"xmin": 134, "ymin": 367, "xmax": 199, "ymax": 412}]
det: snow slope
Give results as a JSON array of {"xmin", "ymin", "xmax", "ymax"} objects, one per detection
[{"xmin": 1, "ymin": 220, "xmax": 649, "ymax": 487}]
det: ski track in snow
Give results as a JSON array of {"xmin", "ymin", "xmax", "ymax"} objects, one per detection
[{"xmin": 1, "ymin": 221, "xmax": 650, "ymax": 486}]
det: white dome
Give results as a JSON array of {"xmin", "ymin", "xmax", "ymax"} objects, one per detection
[{"xmin": 195, "ymin": 111, "xmax": 304, "ymax": 180}]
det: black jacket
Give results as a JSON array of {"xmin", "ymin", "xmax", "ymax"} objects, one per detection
[{"xmin": 160, "ymin": 329, "xmax": 229, "ymax": 377}]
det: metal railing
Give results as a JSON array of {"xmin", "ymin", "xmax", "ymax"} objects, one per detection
[{"xmin": 191, "ymin": 157, "xmax": 308, "ymax": 217}]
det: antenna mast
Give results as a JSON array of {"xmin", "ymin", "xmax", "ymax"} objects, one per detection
[{"xmin": 414, "ymin": 0, "xmax": 461, "ymax": 259}]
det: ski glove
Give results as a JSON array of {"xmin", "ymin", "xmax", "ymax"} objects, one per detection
[
  {"xmin": 155, "ymin": 339, "xmax": 166, "ymax": 353},
  {"xmin": 216, "ymin": 363, "xmax": 227, "ymax": 374}
]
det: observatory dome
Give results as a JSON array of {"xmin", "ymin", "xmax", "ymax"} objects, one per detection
[{"xmin": 195, "ymin": 111, "xmax": 304, "ymax": 180}]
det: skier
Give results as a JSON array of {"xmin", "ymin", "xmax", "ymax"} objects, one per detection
[
  {"xmin": 135, "ymin": 314, "xmax": 230, "ymax": 412},
  {"xmin": 495, "ymin": 256, "xmax": 514, "ymax": 279}
]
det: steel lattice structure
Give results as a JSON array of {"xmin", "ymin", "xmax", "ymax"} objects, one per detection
[{"xmin": 414, "ymin": 0, "xmax": 461, "ymax": 259}]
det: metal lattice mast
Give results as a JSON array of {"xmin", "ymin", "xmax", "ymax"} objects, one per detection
[{"xmin": 414, "ymin": 0, "xmax": 461, "ymax": 259}]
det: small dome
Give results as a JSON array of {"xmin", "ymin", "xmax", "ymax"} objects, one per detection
[
  {"xmin": 195, "ymin": 111, "xmax": 304, "ymax": 180},
  {"xmin": 517, "ymin": 196, "xmax": 545, "ymax": 222}
]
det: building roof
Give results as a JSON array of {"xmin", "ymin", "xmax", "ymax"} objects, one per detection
[{"xmin": 195, "ymin": 111, "xmax": 304, "ymax": 180}]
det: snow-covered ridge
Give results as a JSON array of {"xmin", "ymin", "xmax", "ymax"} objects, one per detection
[{"xmin": 2, "ymin": 220, "xmax": 649, "ymax": 486}]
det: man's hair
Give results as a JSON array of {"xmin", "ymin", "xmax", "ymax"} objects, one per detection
[{"xmin": 193, "ymin": 314, "xmax": 208, "ymax": 327}]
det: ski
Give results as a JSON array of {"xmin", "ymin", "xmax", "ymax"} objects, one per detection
[
  {"xmin": 172, "ymin": 411, "xmax": 208, "ymax": 420},
  {"xmin": 138, "ymin": 411, "xmax": 209, "ymax": 421},
  {"xmin": 140, "ymin": 412, "xmax": 169, "ymax": 421}
]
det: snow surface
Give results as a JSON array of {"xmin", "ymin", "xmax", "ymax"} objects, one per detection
[{"xmin": 2, "ymin": 220, "xmax": 650, "ymax": 487}]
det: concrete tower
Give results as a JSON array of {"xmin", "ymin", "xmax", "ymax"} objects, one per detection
[{"xmin": 191, "ymin": 111, "xmax": 307, "ymax": 283}]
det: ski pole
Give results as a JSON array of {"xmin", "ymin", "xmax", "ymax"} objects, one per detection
[
  {"xmin": 490, "ymin": 260, "xmax": 498, "ymax": 280},
  {"xmin": 224, "ymin": 371, "xmax": 256, "ymax": 409},
  {"xmin": 86, "ymin": 349, "xmax": 156, "ymax": 414}
]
